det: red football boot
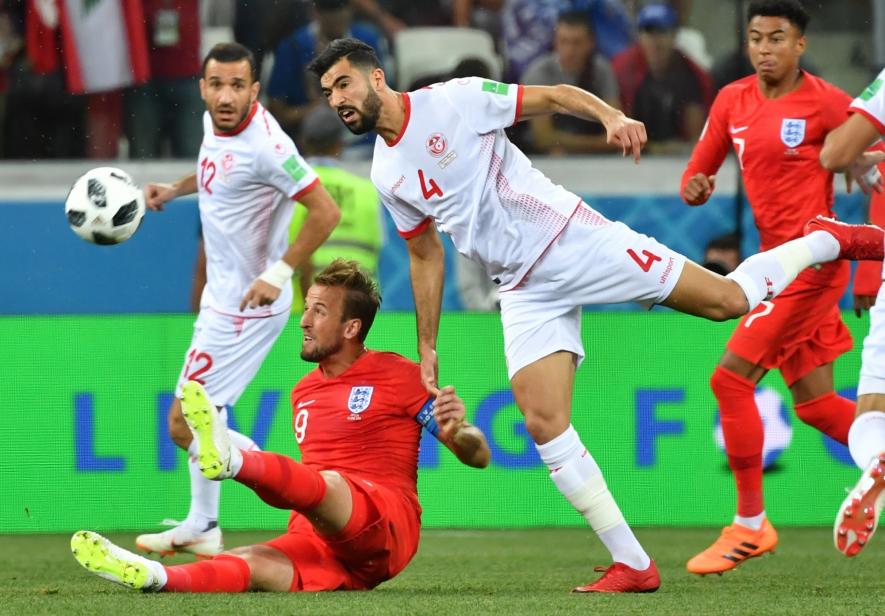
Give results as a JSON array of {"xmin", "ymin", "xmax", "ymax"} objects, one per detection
[
  {"xmin": 572, "ymin": 560, "xmax": 660, "ymax": 593},
  {"xmin": 834, "ymin": 451, "xmax": 885, "ymax": 557},
  {"xmin": 804, "ymin": 215, "xmax": 885, "ymax": 261}
]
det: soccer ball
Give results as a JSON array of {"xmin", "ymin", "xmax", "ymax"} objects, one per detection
[{"xmin": 65, "ymin": 167, "xmax": 145, "ymax": 245}]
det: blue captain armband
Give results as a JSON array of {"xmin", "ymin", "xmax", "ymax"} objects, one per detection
[{"xmin": 414, "ymin": 397, "xmax": 439, "ymax": 437}]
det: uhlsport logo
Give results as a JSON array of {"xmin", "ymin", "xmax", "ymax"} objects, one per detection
[
  {"xmin": 347, "ymin": 386, "xmax": 374, "ymax": 413},
  {"xmin": 780, "ymin": 118, "xmax": 805, "ymax": 148},
  {"xmin": 426, "ymin": 133, "xmax": 447, "ymax": 158}
]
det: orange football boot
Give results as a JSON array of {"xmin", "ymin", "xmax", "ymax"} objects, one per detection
[{"xmin": 686, "ymin": 519, "xmax": 778, "ymax": 575}]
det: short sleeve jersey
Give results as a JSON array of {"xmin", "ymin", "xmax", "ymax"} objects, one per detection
[
  {"xmin": 197, "ymin": 102, "xmax": 319, "ymax": 315},
  {"xmin": 849, "ymin": 68, "xmax": 885, "ymax": 133},
  {"xmin": 290, "ymin": 351, "xmax": 433, "ymax": 500},
  {"xmin": 681, "ymin": 72, "xmax": 851, "ymax": 251},
  {"xmin": 370, "ymin": 78, "xmax": 583, "ymax": 291}
]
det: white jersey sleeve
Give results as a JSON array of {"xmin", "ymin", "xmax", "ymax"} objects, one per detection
[
  {"xmin": 377, "ymin": 185, "xmax": 430, "ymax": 238},
  {"xmin": 255, "ymin": 137, "xmax": 319, "ymax": 200},
  {"xmin": 439, "ymin": 77, "xmax": 523, "ymax": 135},
  {"xmin": 850, "ymin": 68, "xmax": 885, "ymax": 133}
]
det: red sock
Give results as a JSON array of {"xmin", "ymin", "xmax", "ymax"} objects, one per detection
[
  {"xmin": 794, "ymin": 391, "xmax": 854, "ymax": 445},
  {"xmin": 236, "ymin": 450, "xmax": 327, "ymax": 511},
  {"xmin": 163, "ymin": 555, "xmax": 250, "ymax": 593},
  {"xmin": 711, "ymin": 366, "xmax": 764, "ymax": 517}
]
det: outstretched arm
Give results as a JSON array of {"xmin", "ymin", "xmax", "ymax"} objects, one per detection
[
  {"xmin": 820, "ymin": 113, "xmax": 881, "ymax": 172},
  {"xmin": 432, "ymin": 386, "xmax": 490, "ymax": 468},
  {"xmin": 518, "ymin": 84, "xmax": 647, "ymax": 163},
  {"xmin": 406, "ymin": 223, "xmax": 445, "ymax": 395},
  {"xmin": 143, "ymin": 173, "xmax": 198, "ymax": 211}
]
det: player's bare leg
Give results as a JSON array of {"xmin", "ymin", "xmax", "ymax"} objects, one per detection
[
  {"xmin": 226, "ymin": 544, "xmax": 295, "ymax": 591},
  {"xmin": 836, "ymin": 395, "xmax": 885, "ymax": 556},
  {"xmin": 511, "ymin": 352, "xmax": 659, "ymax": 593}
]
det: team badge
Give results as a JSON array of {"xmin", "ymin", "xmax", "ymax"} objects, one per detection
[
  {"xmin": 347, "ymin": 386, "xmax": 374, "ymax": 414},
  {"xmin": 780, "ymin": 118, "xmax": 805, "ymax": 148},
  {"xmin": 221, "ymin": 152, "xmax": 235, "ymax": 172},
  {"xmin": 426, "ymin": 133, "xmax": 447, "ymax": 157}
]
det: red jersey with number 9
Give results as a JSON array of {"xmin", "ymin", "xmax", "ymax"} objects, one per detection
[
  {"xmin": 289, "ymin": 350, "xmax": 433, "ymax": 501},
  {"xmin": 681, "ymin": 72, "xmax": 852, "ymax": 251}
]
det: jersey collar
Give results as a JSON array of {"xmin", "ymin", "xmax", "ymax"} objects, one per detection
[
  {"xmin": 384, "ymin": 93, "xmax": 411, "ymax": 147},
  {"xmin": 214, "ymin": 101, "xmax": 259, "ymax": 137}
]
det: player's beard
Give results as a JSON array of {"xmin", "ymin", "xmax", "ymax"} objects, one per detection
[
  {"xmin": 211, "ymin": 101, "xmax": 250, "ymax": 132},
  {"xmin": 342, "ymin": 89, "xmax": 381, "ymax": 135},
  {"xmin": 300, "ymin": 339, "xmax": 344, "ymax": 363}
]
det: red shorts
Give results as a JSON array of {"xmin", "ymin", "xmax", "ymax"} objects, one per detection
[
  {"xmin": 264, "ymin": 473, "xmax": 421, "ymax": 592},
  {"xmin": 727, "ymin": 262, "xmax": 852, "ymax": 386}
]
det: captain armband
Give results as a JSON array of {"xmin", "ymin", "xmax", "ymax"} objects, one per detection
[{"xmin": 413, "ymin": 397, "xmax": 439, "ymax": 437}]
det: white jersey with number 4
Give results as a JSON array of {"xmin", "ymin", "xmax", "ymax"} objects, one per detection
[
  {"xmin": 850, "ymin": 68, "xmax": 885, "ymax": 132},
  {"xmin": 197, "ymin": 101, "xmax": 318, "ymax": 315},
  {"xmin": 370, "ymin": 78, "xmax": 584, "ymax": 291}
]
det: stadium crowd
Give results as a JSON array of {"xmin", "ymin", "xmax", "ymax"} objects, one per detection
[{"xmin": 0, "ymin": 0, "xmax": 871, "ymax": 161}]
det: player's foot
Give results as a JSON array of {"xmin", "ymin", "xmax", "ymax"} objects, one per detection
[
  {"xmin": 71, "ymin": 530, "xmax": 165, "ymax": 591},
  {"xmin": 686, "ymin": 519, "xmax": 777, "ymax": 575},
  {"xmin": 834, "ymin": 451, "xmax": 885, "ymax": 557},
  {"xmin": 135, "ymin": 520, "xmax": 223, "ymax": 558},
  {"xmin": 804, "ymin": 215, "xmax": 885, "ymax": 261},
  {"xmin": 572, "ymin": 560, "xmax": 660, "ymax": 593},
  {"xmin": 180, "ymin": 380, "xmax": 235, "ymax": 480}
]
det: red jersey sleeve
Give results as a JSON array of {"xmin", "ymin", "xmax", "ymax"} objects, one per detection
[
  {"xmin": 681, "ymin": 88, "xmax": 732, "ymax": 204},
  {"xmin": 821, "ymin": 85, "xmax": 853, "ymax": 133}
]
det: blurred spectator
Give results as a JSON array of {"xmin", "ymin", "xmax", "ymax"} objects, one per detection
[
  {"xmin": 409, "ymin": 55, "xmax": 492, "ymax": 91},
  {"xmin": 612, "ymin": 2, "xmax": 712, "ymax": 153},
  {"xmin": 451, "ymin": 0, "xmax": 505, "ymax": 44},
  {"xmin": 702, "ymin": 233, "xmax": 741, "ymax": 276},
  {"xmin": 353, "ymin": 0, "xmax": 451, "ymax": 40},
  {"xmin": 289, "ymin": 105, "xmax": 384, "ymax": 312},
  {"xmin": 0, "ymin": 3, "xmax": 22, "ymax": 158},
  {"xmin": 233, "ymin": 0, "xmax": 314, "ymax": 80},
  {"xmin": 522, "ymin": 10, "xmax": 619, "ymax": 154},
  {"xmin": 567, "ymin": 0, "xmax": 634, "ymax": 59},
  {"xmin": 125, "ymin": 0, "xmax": 203, "ymax": 159},
  {"xmin": 266, "ymin": 0, "xmax": 385, "ymax": 139},
  {"xmin": 500, "ymin": 0, "xmax": 565, "ymax": 82}
]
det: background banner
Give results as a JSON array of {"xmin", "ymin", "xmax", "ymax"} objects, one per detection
[{"xmin": 0, "ymin": 311, "xmax": 867, "ymax": 532}]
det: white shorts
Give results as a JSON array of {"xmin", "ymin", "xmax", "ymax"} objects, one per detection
[
  {"xmin": 174, "ymin": 307, "xmax": 290, "ymax": 407},
  {"xmin": 499, "ymin": 204, "xmax": 686, "ymax": 379},
  {"xmin": 858, "ymin": 280, "xmax": 885, "ymax": 396}
]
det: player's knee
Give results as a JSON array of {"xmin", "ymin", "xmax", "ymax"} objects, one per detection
[
  {"xmin": 523, "ymin": 411, "xmax": 569, "ymax": 445},
  {"xmin": 710, "ymin": 366, "xmax": 753, "ymax": 404}
]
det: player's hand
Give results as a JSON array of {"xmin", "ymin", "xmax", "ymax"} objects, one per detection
[
  {"xmin": 143, "ymin": 183, "xmax": 177, "ymax": 212},
  {"xmin": 419, "ymin": 346, "xmax": 440, "ymax": 396},
  {"xmin": 240, "ymin": 279, "xmax": 281, "ymax": 311},
  {"xmin": 846, "ymin": 152, "xmax": 885, "ymax": 195},
  {"xmin": 604, "ymin": 112, "xmax": 647, "ymax": 164},
  {"xmin": 854, "ymin": 293, "xmax": 876, "ymax": 317},
  {"xmin": 433, "ymin": 385, "xmax": 466, "ymax": 440},
  {"xmin": 683, "ymin": 173, "xmax": 716, "ymax": 205}
]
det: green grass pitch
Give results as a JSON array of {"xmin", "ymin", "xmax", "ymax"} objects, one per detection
[{"xmin": 1, "ymin": 528, "xmax": 882, "ymax": 615}]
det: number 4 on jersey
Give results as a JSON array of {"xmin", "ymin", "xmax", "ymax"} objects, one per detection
[
  {"xmin": 418, "ymin": 169, "xmax": 443, "ymax": 200},
  {"xmin": 627, "ymin": 248, "xmax": 662, "ymax": 272}
]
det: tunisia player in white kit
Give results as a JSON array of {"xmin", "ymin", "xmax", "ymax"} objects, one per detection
[
  {"xmin": 307, "ymin": 38, "xmax": 885, "ymax": 593},
  {"xmin": 136, "ymin": 43, "xmax": 340, "ymax": 557},
  {"xmin": 819, "ymin": 68, "xmax": 885, "ymax": 557}
]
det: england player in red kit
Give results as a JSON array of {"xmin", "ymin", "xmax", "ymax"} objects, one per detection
[
  {"xmin": 680, "ymin": 0, "xmax": 875, "ymax": 575},
  {"xmin": 71, "ymin": 260, "xmax": 490, "ymax": 592}
]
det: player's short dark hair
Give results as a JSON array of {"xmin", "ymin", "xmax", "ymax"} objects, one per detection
[
  {"xmin": 202, "ymin": 42, "xmax": 258, "ymax": 82},
  {"xmin": 706, "ymin": 233, "xmax": 741, "ymax": 253},
  {"xmin": 557, "ymin": 10, "xmax": 593, "ymax": 34},
  {"xmin": 307, "ymin": 37, "xmax": 381, "ymax": 79},
  {"xmin": 314, "ymin": 258, "xmax": 381, "ymax": 342},
  {"xmin": 747, "ymin": 0, "xmax": 810, "ymax": 34}
]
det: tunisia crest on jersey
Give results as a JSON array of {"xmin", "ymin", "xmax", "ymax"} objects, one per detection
[
  {"xmin": 780, "ymin": 118, "xmax": 805, "ymax": 148},
  {"xmin": 347, "ymin": 386, "xmax": 374, "ymax": 413}
]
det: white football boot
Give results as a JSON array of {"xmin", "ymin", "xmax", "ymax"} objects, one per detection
[
  {"xmin": 135, "ymin": 520, "xmax": 223, "ymax": 558},
  {"xmin": 72, "ymin": 530, "xmax": 166, "ymax": 590},
  {"xmin": 834, "ymin": 451, "xmax": 885, "ymax": 557}
]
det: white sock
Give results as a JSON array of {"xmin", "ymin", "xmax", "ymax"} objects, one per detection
[
  {"xmin": 226, "ymin": 429, "xmax": 256, "ymax": 476},
  {"xmin": 734, "ymin": 512, "xmax": 766, "ymax": 530},
  {"xmin": 727, "ymin": 232, "xmax": 839, "ymax": 311},
  {"xmin": 185, "ymin": 440, "xmax": 219, "ymax": 530},
  {"xmin": 848, "ymin": 411, "xmax": 885, "ymax": 469},
  {"xmin": 536, "ymin": 425, "xmax": 650, "ymax": 570}
]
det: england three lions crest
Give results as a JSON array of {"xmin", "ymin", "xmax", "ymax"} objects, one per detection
[
  {"xmin": 780, "ymin": 118, "xmax": 805, "ymax": 148},
  {"xmin": 347, "ymin": 386, "xmax": 374, "ymax": 414}
]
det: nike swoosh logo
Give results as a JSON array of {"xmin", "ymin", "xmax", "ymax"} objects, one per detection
[
  {"xmin": 730, "ymin": 125, "xmax": 749, "ymax": 134},
  {"xmin": 297, "ymin": 400, "xmax": 316, "ymax": 409}
]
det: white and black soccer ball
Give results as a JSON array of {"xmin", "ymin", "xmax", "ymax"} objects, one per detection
[{"xmin": 65, "ymin": 167, "xmax": 145, "ymax": 245}]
